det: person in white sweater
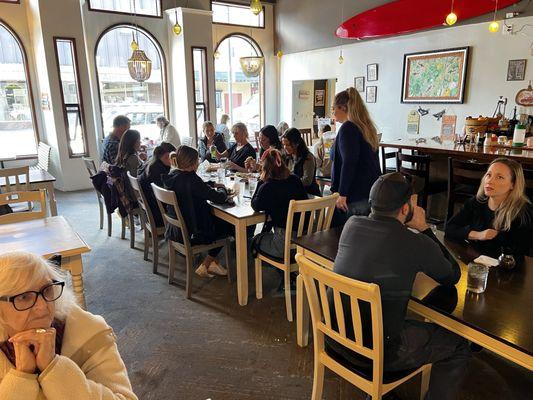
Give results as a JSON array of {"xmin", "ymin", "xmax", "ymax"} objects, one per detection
[
  {"xmin": 156, "ymin": 116, "xmax": 181, "ymax": 149},
  {"xmin": 0, "ymin": 252, "xmax": 137, "ymax": 400}
]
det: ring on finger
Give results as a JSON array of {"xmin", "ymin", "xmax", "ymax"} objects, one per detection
[{"xmin": 35, "ymin": 329, "xmax": 47, "ymax": 334}]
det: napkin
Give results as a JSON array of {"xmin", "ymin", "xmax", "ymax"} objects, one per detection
[{"xmin": 473, "ymin": 255, "xmax": 499, "ymax": 267}]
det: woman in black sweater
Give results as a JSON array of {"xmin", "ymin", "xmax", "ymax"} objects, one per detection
[
  {"xmin": 162, "ymin": 145, "xmax": 234, "ymax": 277},
  {"xmin": 137, "ymin": 142, "xmax": 176, "ymax": 227},
  {"xmin": 215, "ymin": 122, "xmax": 256, "ymax": 172},
  {"xmin": 445, "ymin": 158, "xmax": 533, "ymax": 259},
  {"xmin": 251, "ymin": 149, "xmax": 308, "ymax": 260},
  {"xmin": 331, "ymin": 87, "xmax": 381, "ymax": 221}
]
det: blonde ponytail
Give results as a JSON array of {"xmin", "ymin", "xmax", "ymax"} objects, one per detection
[{"xmin": 334, "ymin": 87, "xmax": 379, "ymax": 151}]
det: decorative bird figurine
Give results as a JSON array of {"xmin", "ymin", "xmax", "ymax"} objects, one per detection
[
  {"xmin": 433, "ymin": 109, "xmax": 446, "ymax": 120},
  {"xmin": 417, "ymin": 106, "xmax": 429, "ymax": 116}
]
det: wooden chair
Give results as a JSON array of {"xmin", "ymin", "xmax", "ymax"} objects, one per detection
[
  {"xmin": 255, "ymin": 193, "xmax": 339, "ymax": 321},
  {"xmin": 0, "ymin": 190, "xmax": 47, "ymax": 224},
  {"xmin": 380, "ymin": 147, "xmax": 397, "ymax": 174},
  {"xmin": 151, "ymin": 183, "xmax": 232, "ymax": 298},
  {"xmin": 396, "ymin": 151, "xmax": 447, "ymax": 210},
  {"xmin": 182, "ymin": 136, "xmax": 193, "ymax": 147},
  {"xmin": 296, "ymin": 253, "xmax": 431, "ymax": 400},
  {"xmin": 0, "ymin": 166, "xmax": 32, "ymax": 211},
  {"xmin": 446, "ymin": 158, "xmax": 488, "ymax": 223},
  {"xmin": 82, "ymin": 157, "xmax": 106, "ymax": 231},
  {"xmin": 127, "ymin": 172, "xmax": 165, "ymax": 273},
  {"xmin": 31, "ymin": 142, "xmax": 52, "ymax": 171},
  {"xmin": 300, "ymin": 128, "xmax": 314, "ymax": 147}
]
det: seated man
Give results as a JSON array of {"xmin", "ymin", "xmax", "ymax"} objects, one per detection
[
  {"xmin": 101, "ymin": 115, "xmax": 130, "ymax": 165},
  {"xmin": 329, "ymin": 172, "xmax": 470, "ymax": 400}
]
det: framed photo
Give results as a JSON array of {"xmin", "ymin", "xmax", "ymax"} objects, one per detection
[
  {"xmin": 401, "ymin": 47, "xmax": 469, "ymax": 103},
  {"xmin": 354, "ymin": 76, "xmax": 365, "ymax": 92},
  {"xmin": 366, "ymin": 86, "xmax": 377, "ymax": 103},
  {"xmin": 507, "ymin": 59, "xmax": 527, "ymax": 81},
  {"xmin": 314, "ymin": 89, "xmax": 325, "ymax": 106},
  {"xmin": 367, "ymin": 64, "xmax": 378, "ymax": 81},
  {"xmin": 298, "ymin": 89, "xmax": 310, "ymax": 99}
]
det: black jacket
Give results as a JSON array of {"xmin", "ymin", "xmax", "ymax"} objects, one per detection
[
  {"xmin": 137, "ymin": 159, "xmax": 171, "ymax": 227},
  {"xmin": 161, "ymin": 170, "xmax": 228, "ymax": 244}
]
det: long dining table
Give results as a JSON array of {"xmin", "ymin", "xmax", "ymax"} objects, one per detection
[{"xmin": 293, "ymin": 227, "xmax": 533, "ymax": 372}]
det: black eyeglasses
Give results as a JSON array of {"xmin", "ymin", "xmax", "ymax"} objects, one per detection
[{"xmin": 0, "ymin": 281, "xmax": 65, "ymax": 311}]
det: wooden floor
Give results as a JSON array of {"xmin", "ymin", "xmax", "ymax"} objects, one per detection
[{"xmin": 57, "ymin": 190, "xmax": 533, "ymax": 399}]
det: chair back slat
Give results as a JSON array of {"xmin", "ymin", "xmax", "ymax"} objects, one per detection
[
  {"xmin": 306, "ymin": 209, "xmax": 316, "ymax": 236},
  {"xmin": 297, "ymin": 254, "xmax": 383, "ymax": 361},
  {"xmin": 0, "ymin": 190, "xmax": 47, "ymax": 224},
  {"xmin": 380, "ymin": 147, "xmax": 397, "ymax": 174},
  {"xmin": 283, "ymin": 193, "xmax": 339, "ymax": 265},
  {"xmin": 151, "ymin": 183, "xmax": 191, "ymax": 248},
  {"xmin": 37, "ymin": 142, "xmax": 51, "ymax": 171},
  {"xmin": 316, "ymin": 207, "xmax": 325, "ymax": 231},
  {"xmin": 0, "ymin": 166, "xmax": 30, "ymax": 192},
  {"xmin": 127, "ymin": 172, "xmax": 149, "ymax": 227}
]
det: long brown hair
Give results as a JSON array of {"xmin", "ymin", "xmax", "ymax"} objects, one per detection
[
  {"xmin": 476, "ymin": 157, "xmax": 531, "ymax": 231},
  {"xmin": 334, "ymin": 87, "xmax": 379, "ymax": 151},
  {"xmin": 260, "ymin": 149, "xmax": 290, "ymax": 182},
  {"xmin": 115, "ymin": 129, "xmax": 140, "ymax": 166}
]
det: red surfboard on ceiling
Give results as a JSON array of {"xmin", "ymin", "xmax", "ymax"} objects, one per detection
[{"xmin": 336, "ymin": 0, "xmax": 521, "ymax": 40}]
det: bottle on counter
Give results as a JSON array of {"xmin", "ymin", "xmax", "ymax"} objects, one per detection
[{"xmin": 512, "ymin": 124, "xmax": 526, "ymax": 147}]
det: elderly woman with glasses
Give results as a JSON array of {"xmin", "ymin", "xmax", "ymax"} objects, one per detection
[{"xmin": 0, "ymin": 252, "xmax": 137, "ymax": 400}]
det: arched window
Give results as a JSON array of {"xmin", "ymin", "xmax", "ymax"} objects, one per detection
[
  {"xmin": 95, "ymin": 25, "xmax": 166, "ymax": 141},
  {"xmin": 0, "ymin": 21, "xmax": 38, "ymax": 158},
  {"xmin": 215, "ymin": 34, "xmax": 264, "ymax": 142}
]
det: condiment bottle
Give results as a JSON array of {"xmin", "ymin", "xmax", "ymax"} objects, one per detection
[{"xmin": 512, "ymin": 124, "xmax": 526, "ymax": 147}]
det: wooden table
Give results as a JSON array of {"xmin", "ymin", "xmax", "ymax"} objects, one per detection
[
  {"xmin": 0, "ymin": 216, "xmax": 91, "ymax": 309},
  {"xmin": 211, "ymin": 198, "xmax": 265, "ymax": 306},
  {"xmin": 380, "ymin": 138, "xmax": 533, "ymax": 165},
  {"xmin": 0, "ymin": 169, "xmax": 57, "ymax": 216},
  {"xmin": 293, "ymin": 227, "xmax": 533, "ymax": 371}
]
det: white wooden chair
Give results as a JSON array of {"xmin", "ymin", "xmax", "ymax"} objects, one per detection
[
  {"xmin": 0, "ymin": 166, "xmax": 32, "ymax": 211},
  {"xmin": 151, "ymin": 183, "xmax": 233, "ymax": 298},
  {"xmin": 254, "ymin": 193, "xmax": 338, "ymax": 321},
  {"xmin": 182, "ymin": 137, "xmax": 193, "ymax": 147},
  {"xmin": 31, "ymin": 142, "xmax": 52, "ymax": 171},
  {"xmin": 0, "ymin": 189, "xmax": 47, "ymax": 224},
  {"xmin": 296, "ymin": 254, "xmax": 431, "ymax": 400},
  {"xmin": 127, "ymin": 172, "xmax": 165, "ymax": 273}
]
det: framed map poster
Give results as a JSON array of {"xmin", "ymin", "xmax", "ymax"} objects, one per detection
[{"xmin": 401, "ymin": 47, "xmax": 469, "ymax": 104}]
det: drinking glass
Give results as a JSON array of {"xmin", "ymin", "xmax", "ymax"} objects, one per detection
[
  {"xmin": 248, "ymin": 176, "xmax": 258, "ymax": 196},
  {"xmin": 237, "ymin": 180, "xmax": 246, "ymax": 202},
  {"xmin": 467, "ymin": 262, "xmax": 489, "ymax": 294},
  {"xmin": 217, "ymin": 164, "xmax": 225, "ymax": 183}
]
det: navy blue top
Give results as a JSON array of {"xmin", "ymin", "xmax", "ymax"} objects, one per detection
[{"xmin": 330, "ymin": 120, "xmax": 381, "ymax": 203}]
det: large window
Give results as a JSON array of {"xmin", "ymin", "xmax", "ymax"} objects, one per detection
[
  {"xmin": 215, "ymin": 34, "xmax": 263, "ymax": 142},
  {"xmin": 0, "ymin": 22, "xmax": 37, "ymax": 158},
  {"xmin": 212, "ymin": 1, "xmax": 264, "ymax": 28},
  {"xmin": 54, "ymin": 38, "xmax": 87, "ymax": 157},
  {"xmin": 192, "ymin": 47, "xmax": 209, "ymax": 142},
  {"xmin": 95, "ymin": 25, "xmax": 166, "ymax": 141},
  {"xmin": 88, "ymin": 0, "xmax": 161, "ymax": 17}
]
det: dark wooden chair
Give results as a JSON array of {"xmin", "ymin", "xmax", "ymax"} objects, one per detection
[
  {"xmin": 446, "ymin": 158, "xmax": 489, "ymax": 223},
  {"xmin": 300, "ymin": 128, "xmax": 314, "ymax": 147},
  {"xmin": 380, "ymin": 147, "xmax": 397, "ymax": 174},
  {"xmin": 396, "ymin": 151, "xmax": 447, "ymax": 210}
]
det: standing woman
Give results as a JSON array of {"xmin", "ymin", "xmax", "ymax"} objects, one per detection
[
  {"xmin": 198, "ymin": 121, "xmax": 227, "ymax": 163},
  {"xmin": 115, "ymin": 129, "xmax": 143, "ymax": 177},
  {"xmin": 282, "ymin": 128, "xmax": 321, "ymax": 196},
  {"xmin": 330, "ymin": 87, "xmax": 381, "ymax": 220},
  {"xmin": 245, "ymin": 125, "xmax": 282, "ymax": 172},
  {"xmin": 216, "ymin": 114, "xmax": 231, "ymax": 147},
  {"xmin": 156, "ymin": 116, "xmax": 181, "ymax": 149},
  {"xmin": 215, "ymin": 122, "xmax": 256, "ymax": 172},
  {"xmin": 445, "ymin": 158, "xmax": 533, "ymax": 258}
]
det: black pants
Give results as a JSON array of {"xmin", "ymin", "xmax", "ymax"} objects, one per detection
[
  {"xmin": 328, "ymin": 320, "xmax": 471, "ymax": 400},
  {"xmin": 207, "ymin": 219, "xmax": 234, "ymax": 257}
]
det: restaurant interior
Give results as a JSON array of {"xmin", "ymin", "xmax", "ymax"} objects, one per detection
[{"xmin": 0, "ymin": 0, "xmax": 532, "ymax": 399}]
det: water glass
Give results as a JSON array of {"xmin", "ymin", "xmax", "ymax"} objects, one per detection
[
  {"xmin": 467, "ymin": 262, "xmax": 489, "ymax": 294},
  {"xmin": 237, "ymin": 180, "xmax": 246, "ymax": 202},
  {"xmin": 248, "ymin": 176, "xmax": 258, "ymax": 196},
  {"xmin": 217, "ymin": 165, "xmax": 225, "ymax": 183}
]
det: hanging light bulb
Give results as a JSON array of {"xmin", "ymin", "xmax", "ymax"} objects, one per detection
[
  {"xmin": 214, "ymin": 50, "xmax": 221, "ymax": 59},
  {"xmin": 276, "ymin": 50, "xmax": 283, "ymax": 59},
  {"xmin": 489, "ymin": 0, "xmax": 500, "ymax": 33},
  {"xmin": 130, "ymin": 40, "xmax": 139, "ymax": 51},
  {"xmin": 445, "ymin": 0, "xmax": 457, "ymax": 26},
  {"xmin": 173, "ymin": 9, "xmax": 182, "ymax": 35},
  {"xmin": 250, "ymin": 0, "xmax": 262, "ymax": 16},
  {"xmin": 338, "ymin": 50, "xmax": 344, "ymax": 64}
]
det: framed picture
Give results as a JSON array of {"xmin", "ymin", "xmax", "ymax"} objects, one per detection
[
  {"xmin": 401, "ymin": 47, "xmax": 469, "ymax": 103},
  {"xmin": 507, "ymin": 59, "xmax": 527, "ymax": 81},
  {"xmin": 314, "ymin": 89, "xmax": 325, "ymax": 106},
  {"xmin": 367, "ymin": 64, "xmax": 378, "ymax": 81},
  {"xmin": 298, "ymin": 89, "xmax": 310, "ymax": 99},
  {"xmin": 354, "ymin": 76, "xmax": 365, "ymax": 92},
  {"xmin": 366, "ymin": 86, "xmax": 377, "ymax": 103}
]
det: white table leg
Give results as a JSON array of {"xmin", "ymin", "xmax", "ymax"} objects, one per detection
[
  {"xmin": 235, "ymin": 219, "xmax": 248, "ymax": 306},
  {"xmin": 62, "ymin": 254, "xmax": 86, "ymax": 310}
]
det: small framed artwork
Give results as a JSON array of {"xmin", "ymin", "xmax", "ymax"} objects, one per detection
[
  {"xmin": 314, "ymin": 89, "xmax": 325, "ymax": 106},
  {"xmin": 366, "ymin": 86, "xmax": 377, "ymax": 103},
  {"xmin": 367, "ymin": 63, "xmax": 378, "ymax": 81},
  {"xmin": 354, "ymin": 76, "xmax": 365, "ymax": 92},
  {"xmin": 298, "ymin": 89, "xmax": 310, "ymax": 99},
  {"xmin": 507, "ymin": 59, "xmax": 527, "ymax": 81}
]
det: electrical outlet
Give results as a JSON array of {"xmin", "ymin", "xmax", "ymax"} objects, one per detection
[
  {"xmin": 503, "ymin": 23, "xmax": 514, "ymax": 35},
  {"xmin": 506, "ymin": 12, "xmax": 520, "ymax": 19}
]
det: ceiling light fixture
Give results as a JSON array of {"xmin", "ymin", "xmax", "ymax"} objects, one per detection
[
  {"xmin": 489, "ymin": 0, "xmax": 500, "ymax": 32},
  {"xmin": 128, "ymin": 0, "xmax": 152, "ymax": 82},
  {"xmin": 445, "ymin": 0, "xmax": 457, "ymax": 26},
  {"xmin": 250, "ymin": 0, "xmax": 262, "ymax": 16}
]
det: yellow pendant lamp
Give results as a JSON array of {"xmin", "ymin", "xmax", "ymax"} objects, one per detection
[
  {"xmin": 445, "ymin": 0, "xmax": 457, "ymax": 26},
  {"xmin": 489, "ymin": 0, "xmax": 500, "ymax": 33},
  {"xmin": 250, "ymin": 0, "xmax": 262, "ymax": 16}
]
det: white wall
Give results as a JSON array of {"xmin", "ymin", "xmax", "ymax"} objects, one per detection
[
  {"xmin": 291, "ymin": 80, "xmax": 314, "ymax": 129},
  {"xmin": 280, "ymin": 17, "xmax": 533, "ymax": 142}
]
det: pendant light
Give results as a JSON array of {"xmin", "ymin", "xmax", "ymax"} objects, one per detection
[
  {"xmin": 128, "ymin": 0, "xmax": 152, "ymax": 82},
  {"xmin": 338, "ymin": 0, "xmax": 345, "ymax": 65},
  {"xmin": 276, "ymin": 50, "xmax": 283, "ymax": 59},
  {"xmin": 239, "ymin": 29, "xmax": 264, "ymax": 77},
  {"xmin": 445, "ymin": 0, "xmax": 457, "ymax": 26},
  {"xmin": 172, "ymin": 0, "xmax": 185, "ymax": 36},
  {"xmin": 250, "ymin": 0, "xmax": 262, "ymax": 16},
  {"xmin": 338, "ymin": 49, "xmax": 344, "ymax": 64},
  {"xmin": 489, "ymin": 0, "xmax": 500, "ymax": 33}
]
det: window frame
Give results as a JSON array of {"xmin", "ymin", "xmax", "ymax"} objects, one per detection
[
  {"xmin": 211, "ymin": 1, "xmax": 265, "ymax": 29},
  {"xmin": 53, "ymin": 37, "xmax": 88, "ymax": 158},
  {"xmin": 0, "ymin": 18, "xmax": 39, "ymax": 159},
  {"xmin": 87, "ymin": 0, "xmax": 163, "ymax": 19},
  {"xmin": 0, "ymin": 1, "xmax": 21, "ymax": 4},
  {"xmin": 191, "ymin": 46, "xmax": 210, "ymax": 145}
]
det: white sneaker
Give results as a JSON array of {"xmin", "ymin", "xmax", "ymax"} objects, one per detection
[
  {"xmin": 195, "ymin": 264, "xmax": 214, "ymax": 278},
  {"xmin": 207, "ymin": 261, "xmax": 228, "ymax": 276}
]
